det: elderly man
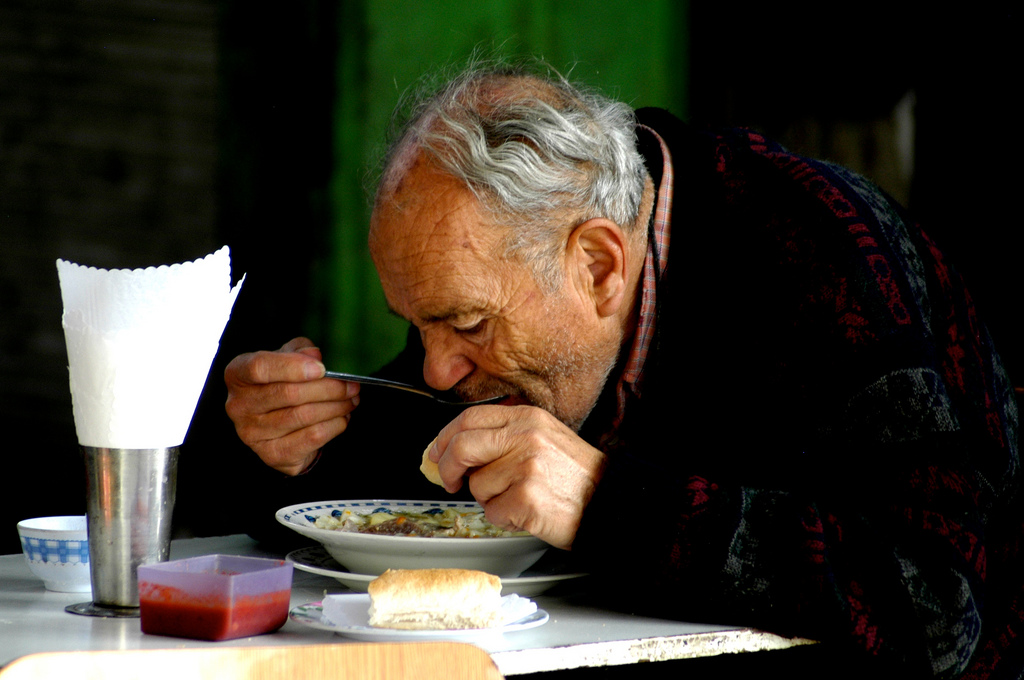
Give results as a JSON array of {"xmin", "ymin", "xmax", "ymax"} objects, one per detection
[{"xmin": 225, "ymin": 63, "xmax": 1021, "ymax": 678}]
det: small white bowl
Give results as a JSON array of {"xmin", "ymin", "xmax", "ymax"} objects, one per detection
[
  {"xmin": 276, "ymin": 500, "xmax": 549, "ymax": 578},
  {"xmin": 17, "ymin": 516, "xmax": 92, "ymax": 593}
]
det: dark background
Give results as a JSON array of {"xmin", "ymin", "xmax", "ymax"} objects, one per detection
[{"xmin": 1, "ymin": 2, "xmax": 1018, "ymax": 554}]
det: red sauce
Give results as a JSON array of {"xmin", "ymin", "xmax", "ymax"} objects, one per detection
[{"xmin": 139, "ymin": 584, "xmax": 290, "ymax": 641}]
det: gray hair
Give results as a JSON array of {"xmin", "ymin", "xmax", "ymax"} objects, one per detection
[{"xmin": 374, "ymin": 59, "xmax": 648, "ymax": 288}]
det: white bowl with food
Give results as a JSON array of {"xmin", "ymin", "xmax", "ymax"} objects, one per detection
[{"xmin": 275, "ymin": 500, "xmax": 549, "ymax": 578}]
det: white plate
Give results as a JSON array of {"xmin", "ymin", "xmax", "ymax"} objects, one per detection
[
  {"xmin": 286, "ymin": 546, "xmax": 587, "ymax": 597},
  {"xmin": 276, "ymin": 500, "xmax": 549, "ymax": 577},
  {"xmin": 290, "ymin": 597, "xmax": 549, "ymax": 642}
]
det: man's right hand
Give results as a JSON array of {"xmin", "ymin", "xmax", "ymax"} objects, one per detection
[{"xmin": 224, "ymin": 337, "xmax": 360, "ymax": 476}]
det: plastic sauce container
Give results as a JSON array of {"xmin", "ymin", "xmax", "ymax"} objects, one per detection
[{"xmin": 138, "ymin": 554, "xmax": 293, "ymax": 641}]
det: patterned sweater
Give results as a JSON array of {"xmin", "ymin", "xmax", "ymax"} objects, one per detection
[{"xmin": 572, "ymin": 109, "xmax": 1022, "ymax": 678}]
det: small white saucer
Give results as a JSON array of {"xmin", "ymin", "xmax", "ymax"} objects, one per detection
[{"xmin": 290, "ymin": 597, "xmax": 549, "ymax": 642}]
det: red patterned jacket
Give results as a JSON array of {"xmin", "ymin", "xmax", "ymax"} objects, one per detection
[{"xmin": 573, "ymin": 109, "xmax": 1022, "ymax": 679}]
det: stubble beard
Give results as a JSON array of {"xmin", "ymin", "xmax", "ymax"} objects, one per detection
[{"xmin": 535, "ymin": 324, "xmax": 618, "ymax": 431}]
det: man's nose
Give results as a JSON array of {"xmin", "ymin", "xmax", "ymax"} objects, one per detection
[{"xmin": 421, "ymin": 330, "xmax": 475, "ymax": 392}]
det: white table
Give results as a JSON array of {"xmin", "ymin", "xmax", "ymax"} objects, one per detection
[{"xmin": 0, "ymin": 535, "xmax": 814, "ymax": 676}]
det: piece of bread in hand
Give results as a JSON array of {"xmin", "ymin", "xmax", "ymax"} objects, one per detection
[
  {"xmin": 368, "ymin": 568, "xmax": 502, "ymax": 630},
  {"xmin": 420, "ymin": 437, "xmax": 443, "ymax": 486}
]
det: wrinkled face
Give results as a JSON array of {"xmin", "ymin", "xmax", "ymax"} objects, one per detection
[{"xmin": 369, "ymin": 158, "xmax": 619, "ymax": 431}]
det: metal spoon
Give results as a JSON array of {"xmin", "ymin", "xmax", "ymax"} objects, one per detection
[{"xmin": 324, "ymin": 371, "xmax": 505, "ymax": 406}]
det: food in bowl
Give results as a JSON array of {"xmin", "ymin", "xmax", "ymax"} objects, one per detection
[
  {"xmin": 312, "ymin": 505, "xmax": 528, "ymax": 538},
  {"xmin": 276, "ymin": 500, "xmax": 550, "ymax": 577}
]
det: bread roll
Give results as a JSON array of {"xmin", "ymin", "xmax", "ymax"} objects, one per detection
[
  {"xmin": 420, "ymin": 437, "xmax": 443, "ymax": 486},
  {"xmin": 368, "ymin": 568, "xmax": 502, "ymax": 630}
]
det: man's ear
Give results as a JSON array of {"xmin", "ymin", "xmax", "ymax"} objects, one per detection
[{"xmin": 567, "ymin": 218, "xmax": 629, "ymax": 318}]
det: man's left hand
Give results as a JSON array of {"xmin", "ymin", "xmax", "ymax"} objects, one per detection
[{"xmin": 428, "ymin": 405, "xmax": 607, "ymax": 550}]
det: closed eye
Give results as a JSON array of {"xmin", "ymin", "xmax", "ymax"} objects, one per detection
[{"xmin": 453, "ymin": 319, "xmax": 487, "ymax": 336}]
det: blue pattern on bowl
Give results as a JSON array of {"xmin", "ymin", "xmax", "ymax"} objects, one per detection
[{"xmin": 20, "ymin": 536, "xmax": 90, "ymax": 564}]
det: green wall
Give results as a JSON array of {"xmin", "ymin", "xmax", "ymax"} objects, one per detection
[{"xmin": 316, "ymin": 0, "xmax": 688, "ymax": 373}]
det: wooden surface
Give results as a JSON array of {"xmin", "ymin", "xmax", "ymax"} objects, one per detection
[{"xmin": 0, "ymin": 643, "xmax": 504, "ymax": 680}]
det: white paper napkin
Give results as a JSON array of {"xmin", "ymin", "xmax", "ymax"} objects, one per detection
[{"xmin": 56, "ymin": 246, "xmax": 245, "ymax": 449}]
